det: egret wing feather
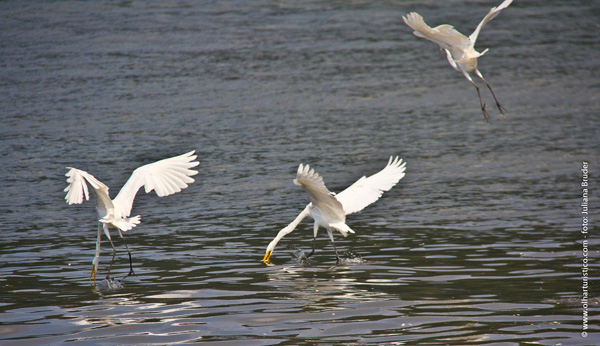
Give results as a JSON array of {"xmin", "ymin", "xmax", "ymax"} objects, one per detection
[
  {"xmin": 335, "ymin": 156, "xmax": 406, "ymax": 215},
  {"xmin": 112, "ymin": 151, "xmax": 199, "ymax": 218},
  {"xmin": 294, "ymin": 164, "xmax": 346, "ymax": 222},
  {"xmin": 469, "ymin": 0, "xmax": 514, "ymax": 44},
  {"xmin": 64, "ymin": 168, "xmax": 109, "ymax": 205},
  {"xmin": 100, "ymin": 215, "xmax": 140, "ymax": 232},
  {"xmin": 403, "ymin": 12, "xmax": 470, "ymax": 55}
]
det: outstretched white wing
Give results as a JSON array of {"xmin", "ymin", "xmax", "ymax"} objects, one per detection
[
  {"xmin": 294, "ymin": 163, "xmax": 346, "ymax": 222},
  {"xmin": 403, "ymin": 12, "xmax": 471, "ymax": 55},
  {"xmin": 334, "ymin": 156, "xmax": 406, "ymax": 215},
  {"xmin": 469, "ymin": 0, "xmax": 514, "ymax": 45},
  {"xmin": 64, "ymin": 168, "xmax": 110, "ymax": 205},
  {"xmin": 112, "ymin": 151, "xmax": 199, "ymax": 218}
]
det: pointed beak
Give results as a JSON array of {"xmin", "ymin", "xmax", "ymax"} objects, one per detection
[{"xmin": 262, "ymin": 250, "xmax": 272, "ymax": 264}]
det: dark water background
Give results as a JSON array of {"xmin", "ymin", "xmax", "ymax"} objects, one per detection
[{"xmin": 1, "ymin": 0, "xmax": 598, "ymax": 345}]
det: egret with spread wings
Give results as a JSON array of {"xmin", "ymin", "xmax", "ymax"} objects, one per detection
[
  {"xmin": 403, "ymin": 0, "xmax": 513, "ymax": 120},
  {"xmin": 262, "ymin": 156, "xmax": 406, "ymax": 264},
  {"xmin": 64, "ymin": 151, "xmax": 199, "ymax": 282}
]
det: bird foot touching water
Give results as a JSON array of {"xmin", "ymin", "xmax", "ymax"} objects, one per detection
[
  {"xmin": 337, "ymin": 251, "xmax": 365, "ymax": 265},
  {"xmin": 93, "ymin": 277, "xmax": 125, "ymax": 290},
  {"xmin": 295, "ymin": 249, "xmax": 365, "ymax": 266},
  {"xmin": 105, "ymin": 277, "xmax": 124, "ymax": 289},
  {"xmin": 294, "ymin": 249, "xmax": 314, "ymax": 265}
]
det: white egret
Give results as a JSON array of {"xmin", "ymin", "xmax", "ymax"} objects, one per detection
[
  {"xmin": 262, "ymin": 156, "xmax": 406, "ymax": 264},
  {"xmin": 403, "ymin": 0, "xmax": 513, "ymax": 120},
  {"xmin": 64, "ymin": 151, "xmax": 199, "ymax": 282}
]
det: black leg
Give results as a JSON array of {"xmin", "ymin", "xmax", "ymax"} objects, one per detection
[
  {"xmin": 121, "ymin": 238, "xmax": 136, "ymax": 279},
  {"xmin": 332, "ymin": 241, "xmax": 341, "ymax": 264},
  {"xmin": 305, "ymin": 237, "xmax": 317, "ymax": 258},
  {"xmin": 475, "ymin": 69, "xmax": 505, "ymax": 117},
  {"xmin": 474, "ymin": 84, "xmax": 490, "ymax": 122},
  {"xmin": 106, "ymin": 237, "xmax": 117, "ymax": 280},
  {"xmin": 483, "ymin": 79, "xmax": 506, "ymax": 116},
  {"xmin": 461, "ymin": 68, "xmax": 490, "ymax": 121}
]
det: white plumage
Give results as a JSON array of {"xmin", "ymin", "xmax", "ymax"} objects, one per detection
[
  {"xmin": 262, "ymin": 156, "xmax": 406, "ymax": 264},
  {"xmin": 64, "ymin": 151, "xmax": 199, "ymax": 282},
  {"xmin": 403, "ymin": 0, "xmax": 513, "ymax": 120}
]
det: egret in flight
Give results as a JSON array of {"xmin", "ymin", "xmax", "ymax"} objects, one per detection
[
  {"xmin": 403, "ymin": 0, "xmax": 513, "ymax": 120},
  {"xmin": 262, "ymin": 156, "xmax": 406, "ymax": 264},
  {"xmin": 64, "ymin": 151, "xmax": 199, "ymax": 282}
]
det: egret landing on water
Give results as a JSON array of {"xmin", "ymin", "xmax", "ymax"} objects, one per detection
[
  {"xmin": 262, "ymin": 156, "xmax": 406, "ymax": 265},
  {"xmin": 64, "ymin": 151, "xmax": 199, "ymax": 283},
  {"xmin": 403, "ymin": 0, "xmax": 514, "ymax": 121}
]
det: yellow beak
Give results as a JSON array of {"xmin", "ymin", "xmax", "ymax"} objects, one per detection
[{"xmin": 262, "ymin": 250, "xmax": 272, "ymax": 264}]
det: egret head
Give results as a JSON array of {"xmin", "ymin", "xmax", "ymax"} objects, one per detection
[
  {"xmin": 262, "ymin": 196, "xmax": 313, "ymax": 264},
  {"xmin": 262, "ymin": 235, "xmax": 280, "ymax": 264},
  {"xmin": 262, "ymin": 249, "xmax": 272, "ymax": 264}
]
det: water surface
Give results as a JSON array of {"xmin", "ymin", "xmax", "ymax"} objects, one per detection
[{"xmin": 0, "ymin": 0, "xmax": 598, "ymax": 345}]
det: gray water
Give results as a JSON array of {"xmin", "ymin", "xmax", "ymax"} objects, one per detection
[{"xmin": 1, "ymin": 0, "xmax": 598, "ymax": 345}]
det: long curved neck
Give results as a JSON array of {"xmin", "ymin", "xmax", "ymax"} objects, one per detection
[{"xmin": 266, "ymin": 205, "xmax": 310, "ymax": 252}]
